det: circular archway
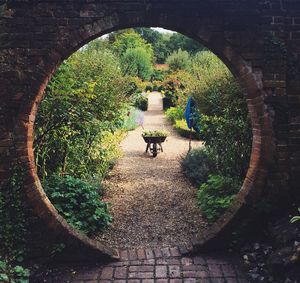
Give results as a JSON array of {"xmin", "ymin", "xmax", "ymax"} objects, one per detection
[{"xmin": 12, "ymin": 4, "xmax": 274, "ymax": 259}]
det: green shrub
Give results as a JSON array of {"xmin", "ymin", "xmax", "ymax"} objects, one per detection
[
  {"xmin": 43, "ymin": 175, "xmax": 112, "ymax": 236},
  {"xmin": 161, "ymin": 72, "xmax": 183, "ymax": 109},
  {"xmin": 151, "ymin": 69, "xmax": 166, "ymax": 81},
  {"xmin": 174, "ymin": 119, "xmax": 200, "ymax": 140},
  {"xmin": 187, "ymin": 50, "xmax": 252, "ymax": 181},
  {"xmin": 160, "ymin": 70, "xmax": 192, "ymax": 110},
  {"xmin": 0, "ymin": 165, "xmax": 29, "ymax": 263},
  {"xmin": 165, "ymin": 106, "xmax": 185, "ymax": 124},
  {"xmin": 181, "ymin": 148, "xmax": 215, "ymax": 187},
  {"xmin": 200, "ymin": 114, "xmax": 251, "ymax": 180},
  {"xmin": 198, "ymin": 175, "xmax": 240, "ymax": 223},
  {"xmin": 151, "ymin": 81, "xmax": 161, "ymax": 91},
  {"xmin": 93, "ymin": 130, "xmax": 126, "ymax": 179},
  {"xmin": 127, "ymin": 80, "xmax": 139, "ymax": 96},
  {"xmin": 158, "ymin": 85, "xmax": 165, "ymax": 92},
  {"xmin": 166, "ymin": 49, "xmax": 191, "ymax": 71},
  {"xmin": 0, "ymin": 259, "xmax": 29, "ymax": 283},
  {"xmin": 34, "ymin": 47, "xmax": 131, "ymax": 180},
  {"xmin": 133, "ymin": 94, "xmax": 148, "ymax": 111}
]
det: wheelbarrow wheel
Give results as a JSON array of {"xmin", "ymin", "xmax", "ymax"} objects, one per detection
[{"xmin": 152, "ymin": 143, "xmax": 158, "ymax": 157}]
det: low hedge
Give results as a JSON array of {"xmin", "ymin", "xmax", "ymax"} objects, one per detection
[
  {"xmin": 133, "ymin": 94, "xmax": 148, "ymax": 111},
  {"xmin": 174, "ymin": 119, "xmax": 201, "ymax": 140},
  {"xmin": 165, "ymin": 106, "xmax": 185, "ymax": 124}
]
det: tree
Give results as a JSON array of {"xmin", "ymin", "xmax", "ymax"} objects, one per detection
[
  {"xmin": 35, "ymin": 46, "xmax": 131, "ymax": 179},
  {"xmin": 108, "ymin": 28, "xmax": 132, "ymax": 44},
  {"xmin": 110, "ymin": 30, "xmax": 154, "ymax": 80},
  {"xmin": 134, "ymin": 28, "xmax": 169, "ymax": 63},
  {"xmin": 135, "ymin": 28, "xmax": 162, "ymax": 45},
  {"xmin": 112, "ymin": 30, "xmax": 153, "ymax": 60},
  {"xmin": 166, "ymin": 49, "xmax": 191, "ymax": 71},
  {"xmin": 121, "ymin": 47, "xmax": 153, "ymax": 80},
  {"xmin": 166, "ymin": 33, "xmax": 204, "ymax": 55},
  {"xmin": 84, "ymin": 38, "xmax": 110, "ymax": 52}
]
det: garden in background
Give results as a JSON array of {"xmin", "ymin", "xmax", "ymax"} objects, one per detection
[{"xmin": 0, "ymin": 28, "xmax": 253, "ymax": 282}]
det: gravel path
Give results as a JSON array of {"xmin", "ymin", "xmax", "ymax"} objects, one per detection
[{"xmin": 96, "ymin": 92, "xmax": 208, "ymax": 249}]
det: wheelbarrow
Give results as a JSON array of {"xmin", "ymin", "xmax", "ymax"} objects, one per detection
[{"xmin": 142, "ymin": 136, "xmax": 167, "ymax": 157}]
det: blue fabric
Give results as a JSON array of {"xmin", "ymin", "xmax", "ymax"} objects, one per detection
[
  {"xmin": 184, "ymin": 96, "xmax": 201, "ymax": 133},
  {"xmin": 185, "ymin": 96, "xmax": 193, "ymax": 129}
]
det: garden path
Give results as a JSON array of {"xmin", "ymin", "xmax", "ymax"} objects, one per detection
[
  {"xmin": 42, "ymin": 92, "xmax": 249, "ymax": 283},
  {"xmin": 96, "ymin": 91, "xmax": 206, "ymax": 248}
]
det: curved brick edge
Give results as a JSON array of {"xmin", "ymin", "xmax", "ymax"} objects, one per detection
[
  {"xmin": 15, "ymin": 74, "xmax": 119, "ymax": 261},
  {"xmin": 7, "ymin": 5, "xmax": 274, "ymax": 261},
  {"xmin": 21, "ymin": 150, "xmax": 119, "ymax": 260}
]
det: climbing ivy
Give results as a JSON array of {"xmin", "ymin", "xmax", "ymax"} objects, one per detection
[
  {"xmin": 0, "ymin": 163, "xmax": 29, "ymax": 262},
  {"xmin": 0, "ymin": 163, "xmax": 30, "ymax": 282}
]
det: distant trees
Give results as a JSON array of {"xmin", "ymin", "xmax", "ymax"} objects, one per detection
[
  {"xmin": 112, "ymin": 30, "xmax": 154, "ymax": 58},
  {"xmin": 166, "ymin": 32, "xmax": 204, "ymax": 55},
  {"xmin": 111, "ymin": 30, "xmax": 154, "ymax": 80},
  {"xmin": 134, "ymin": 27, "xmax": 204, "ymax": 64},
  {"xmin": 135, "ymin": 27, "xmax": 169, "ymax": 63},
  {"xmin": 166, "ymin": 49, "xmax": 191, "ymax": 71},
  {"xmin": 121, "ymin": 47, "xmax": 154, "ymax": 80}
]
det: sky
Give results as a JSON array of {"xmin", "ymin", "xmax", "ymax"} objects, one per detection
[
  {"xmin": 151, "ymin": 27, "xmax": 175, "ymax": 33},
  {"xmin": 101, "ymin": 27, "xmax": 175, "ymax": 39}
]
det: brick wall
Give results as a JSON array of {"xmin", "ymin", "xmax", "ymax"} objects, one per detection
[{"xmin": 0, "ymin": 0, "xmax": 299, "ymax": 258}]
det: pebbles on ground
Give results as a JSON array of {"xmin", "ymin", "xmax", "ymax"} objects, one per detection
[{"xmin": 95, "ymin": 92, "xmax": 208, "ymax": 248}]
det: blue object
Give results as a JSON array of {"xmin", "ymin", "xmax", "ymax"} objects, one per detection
[
  {"xmin": 185, "ymin": 96, "xmax": 193, "ymax": 129},
  {"xmin": 184, "ymin": 96, "xmax": 201, "ymax": 132}
]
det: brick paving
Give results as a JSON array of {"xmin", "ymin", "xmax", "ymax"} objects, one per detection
[{"xmin": 42, "ymin": 246, "xmax": 249, "ymax": 283}]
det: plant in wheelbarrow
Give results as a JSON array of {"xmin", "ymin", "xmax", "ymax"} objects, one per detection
[{"xmin": 142, "ymin": 130, "xmax": 169, "ymax": 157}]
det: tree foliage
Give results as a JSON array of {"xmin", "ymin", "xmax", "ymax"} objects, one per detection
[
  {"xmin": 121, "ymin": 47, "xmax": 153, "ymax": 80},
  {"xmin": 188, "ymin": 51, "xmax": 252, "ymax": 180},
  {"xmin": 167, "ymin": 32, "xmax": 204, "ymax": 55},
  {"xmin": 35, "ymin": 47, "xmax": 130, "ymax": 180},
  {"xmin": 178, "ymin": 51, "xmax": 252, "ymax": 222},
  {"xmin": 135, "ymin": 28, "xmax": 204, "ymax": 64},
  {"xmin": 112, "ymin": 30, "xmax": 153, "ymax": 59},
  {"xmin": 166, "ymin": 49, "xmax": 191, "ymax": 71},
  {"xmin": 111, "ymin": 30, "xmax": 154, "ymax": 80},
  {"xmin": 135, "ymin": 28, "xmax": 169, "ymax": 63}
]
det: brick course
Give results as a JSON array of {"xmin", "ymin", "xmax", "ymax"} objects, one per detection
[{"xmin": 42, "ymin": 246, "xmax": 249, "ymax": 282}]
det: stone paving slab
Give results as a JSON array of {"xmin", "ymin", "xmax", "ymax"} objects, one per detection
[{"xmin": 41, "ymin": 246, "xmax": 249, "ymax": 283}]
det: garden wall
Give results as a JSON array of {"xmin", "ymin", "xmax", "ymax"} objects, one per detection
[{"xmin": 0, "ymin": 0, "xmax": 299, "ymax": 258}]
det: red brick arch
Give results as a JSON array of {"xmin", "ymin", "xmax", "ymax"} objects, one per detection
[{"xmin": 2, "ymin": 0, "xmax": 296, "ymax": 260}]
